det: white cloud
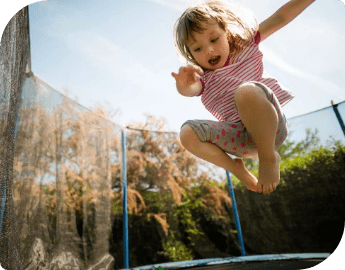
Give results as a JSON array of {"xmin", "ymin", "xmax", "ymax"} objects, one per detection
[
  {"xmin": 260, "ymin": 44, "xmax": 345, "ymax": 100},
  {"xmin": 55, "ymin": 30, "xmax": 161, "ymax": 93},
  {"xmin": 80, "ymin": 34, "xmax": 146, "ymax": 79}
]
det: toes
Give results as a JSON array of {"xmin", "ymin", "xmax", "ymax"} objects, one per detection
[
  {"xmin": 257, "ymin": 184, "xmax": 263, "ymax": 194},
  {"xmin": 265, "ymin": 184, "xmax": 273, "ymax": 194},
  {"xmin": 265, "ymin": 183, "xmax": 277, "ymax": 194},
  {"xmin": 261, "ymin": 184, "xmax": 273, "ymax": 194},
  {"xmin": 264, "ymin": 186, "xmax": 268, "ymax": 194},
  {"xmin": 273, "ymin": 182, "xmax": 278, "ymax": 190},
  {"xmin": 250, "ymin": 183, "xmax": 258, "ymax": 192},
  {"xmin": 263, "ymin": 184, "xmax": 269, "ymax": 194}
]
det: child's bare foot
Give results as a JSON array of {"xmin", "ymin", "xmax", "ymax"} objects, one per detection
[
  {"xmin": 232, "ymin": 158, "xmax": 258, "ymax": 192},
  {"xmin": 257, "ymin": 151, "xmax": 280, "ymax": 194}
]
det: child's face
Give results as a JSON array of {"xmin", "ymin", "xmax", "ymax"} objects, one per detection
[{"xmin": 187, "ymin": 20, "xmax": 230, "ymax": 70}]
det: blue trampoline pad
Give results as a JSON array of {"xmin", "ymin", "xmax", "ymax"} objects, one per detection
[{"xmin": 121, "ymin": 253, "xmax": 330, "ymax": 270}]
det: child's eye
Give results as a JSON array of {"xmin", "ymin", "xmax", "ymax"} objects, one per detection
[
  {"xmin": 211, "ymin": 37, "xmax": 219, "ymax": 43},
  {"xmin": 194, "ymin": 47, "xmax": 201, "ymax": 52}
]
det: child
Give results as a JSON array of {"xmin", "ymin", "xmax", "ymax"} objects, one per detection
[{"xmin": 172, "ymin": 0, "xmax": 315, "ymax": 194}]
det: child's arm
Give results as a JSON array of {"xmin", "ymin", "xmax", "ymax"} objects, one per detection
[
  {"xmin": 172, "ymin": 65, "xmax": 203, "ymax": 97},
  {"xmin": 259, "ymin": 0, "xmax": 316, "ymax": 42}
]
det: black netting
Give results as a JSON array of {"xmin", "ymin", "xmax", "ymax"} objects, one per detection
[
  {"xmin": 0, "ymin": 6, "xmax": 31, "ymax": 270},
  {"xmin": 1, "ymin": 7, "xmax": 122, "ymax": 269},
  {"xmin": 13, "ymin": 74, "xmax": 121, "ymax": 269},
  {"xmin": 288, "ymin": 101, "xmax": 345, "ymax": 146}
]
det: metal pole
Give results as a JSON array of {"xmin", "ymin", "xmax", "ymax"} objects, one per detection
[
  {"xmin": 226, "ymin": 170, "xmax": 246, "ymax": 256},
  {"xmin": 0, "ymin": 186, "xmax": 6, "ymax": 236},
  {"xmin": 121, "ymin": 130, "xmax": 129, "ymax": 268},
  {"xmin": 331, "ymin": 100, "xmax": 345, "ymax": 137}
]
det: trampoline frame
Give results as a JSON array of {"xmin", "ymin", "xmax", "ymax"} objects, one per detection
[{"xmin": 120, "ymin": 253, "xmax": 330, "ymax": 270}]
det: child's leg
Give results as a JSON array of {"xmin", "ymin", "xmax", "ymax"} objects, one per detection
[
  {"xmin": 234, "ymin": 82, "xmax": 281, "ymax": 194},
  {"xmin": 179, "ymin": 124, "xmax": 258, "ymax": 192}
]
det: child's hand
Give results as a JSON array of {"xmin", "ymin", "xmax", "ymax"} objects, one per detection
[{"xmin": 171, "ymin": 65, "xmax": 203, "ymax": 89}]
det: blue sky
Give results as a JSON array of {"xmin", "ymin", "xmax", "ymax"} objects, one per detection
[{"xmin": 1, "ymin": 0, "xmax": 345, "ymax": 135}]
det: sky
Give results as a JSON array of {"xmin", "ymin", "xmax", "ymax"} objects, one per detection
[{"xmin": 1, "ymin": 0, "xmax": 345, "ymax": 134}]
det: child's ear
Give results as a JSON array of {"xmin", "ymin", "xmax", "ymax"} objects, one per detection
[{"xmin": 227, "ymin": 31, "xmax": 234, "ymax": 43}]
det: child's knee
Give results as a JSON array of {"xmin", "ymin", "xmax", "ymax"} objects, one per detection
[
  {"xmin": 234, "ymin": 83, "xmax": 256, "ymax": 102},
  {"xmin": 180, "ymin": 124, "xmax": 199, "ymax": 149},
  {"xmin": 234, "ymin": 82, "xmax": 268, "ymax": 106}
]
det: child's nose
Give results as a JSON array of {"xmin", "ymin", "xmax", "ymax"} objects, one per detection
[{"xmin": 206, "ymin": 46, "xmax": 214, "ymax": 54}]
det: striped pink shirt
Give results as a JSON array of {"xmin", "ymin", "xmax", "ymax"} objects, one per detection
[{"xmin": 196, "ymin": 31, "xmax": 295, "ymax": 123}]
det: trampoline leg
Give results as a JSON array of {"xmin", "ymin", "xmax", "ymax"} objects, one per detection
[
  {"xmin": 331, "ymin": 100, "xmax": 345, "ymax": 137},
  {"xmin": 122, "ymin": 130, "xmax": 129, "ymax": 268},
  {"xmin": 226, "ymin": 170, "xmax": 246, "ymax": 256}
]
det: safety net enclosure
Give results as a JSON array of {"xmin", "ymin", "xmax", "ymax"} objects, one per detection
[
  {"xmin": 1, "ymin": 5, "xmax": 344, "ymax": 270},
  {"xmin": 0, "ymin": 6, "xmax": 30, "ymax": 269}
]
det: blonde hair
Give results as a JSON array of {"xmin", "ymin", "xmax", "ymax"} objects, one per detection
[{"xmin": 173, "ymin": 0, "xmax": 258, "ymax": 66}]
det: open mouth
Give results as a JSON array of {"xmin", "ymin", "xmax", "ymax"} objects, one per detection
[{"xmin": 208, "ymin": 55, "xmax": 221, "ymax": 66}]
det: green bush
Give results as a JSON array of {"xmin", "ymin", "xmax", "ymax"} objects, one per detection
[
  {"xmin": 162, "ymin": 232, "xmax": 194, "ymax": 262},
  {"xmin": 280, "ymin": 140, "xmax": 345, "ymax": 184},
  {"xmin": 229, "ymin": 129, "xmax": 344, "ymax": 189}
]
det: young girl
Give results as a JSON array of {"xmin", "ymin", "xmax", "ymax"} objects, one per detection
[{"xmin": 172, "ymin": 0, "xmax": 315, "ymax": 194}]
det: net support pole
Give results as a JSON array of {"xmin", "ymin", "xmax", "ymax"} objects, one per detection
[
  {"xmin": 331, "ymin": 100, "xmax": 345, "ymax": 137},
  {"xmin": 0, "ymin": 67, "xmax": 25, "ymax": 237},
  {"xmin": 226, "ymin": 170, "xmax": 246, "ymax": 256},
  {"xmin": 121, "ymin": 130, "xmax": 129, "ymax": 268}
]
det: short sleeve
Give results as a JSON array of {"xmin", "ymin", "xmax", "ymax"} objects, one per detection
[
  {"xmin": 196, "ymin": 78, "xmax": 205, "ymax": 96},
  {"xmin": 254, "ymin": 31, "xmax": 261, "ymax": 45}
]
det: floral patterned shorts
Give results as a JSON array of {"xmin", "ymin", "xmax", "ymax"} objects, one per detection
[{"xmin": 181, "ymin": 82, "xmax": 289, "ymax": 158}]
